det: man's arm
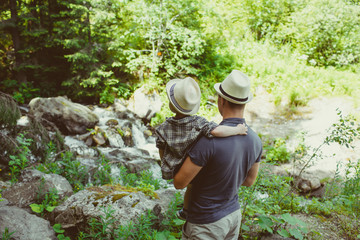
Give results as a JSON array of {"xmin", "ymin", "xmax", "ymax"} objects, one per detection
[
  {"xmin": 173, "ymin": 156, "xmax": 203, "ymax": 189},
  {"xmin": 242, "ymin": 162, "xmax": 260, "ymax": 186}
]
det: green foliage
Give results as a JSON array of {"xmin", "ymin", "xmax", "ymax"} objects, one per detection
[
  {"xmin": 53, "ymin": 224, "xmax": 71, "ymax": 240},
  {"xmin": 115, "ymin": 209, "xmax": 157, "ymax": 239},
  {"xmin": 36, "ymin": 151, "xmax": 87, "ymax": 192},
  {"xmin": 9, "ymin": 133, "xmax": 32, "ymax": 183},
  {"xmin": 343, "ymin": 159, "xmax": 360, "ymax": 195},
  {"xmin": 78, "ymin": 192, "xmax": 183, "ymax": 239},
  {"xmin": 93, "ymin": 155, "xmax": 113, "ymax": 186},
  {"xmin": 241, "ymin": 0, "xmax": 301, "ymax": 40},
  {"xmin": 264, "ymin": 138, "xmax": 292, "ymax": 165},
  {"xmin": 326, "ymin": 110, "xmax": 360, "ymax": 148},
  {"xmin": 119, "ymin": 166, "xmax": 162, "ymax": 191},
  {"xmin": 277, "ymin": 0, "xmax": 360, "ymax": 67},
  {"xmin": 159, "ymin": 191, "xmax": 184, "ymax": 237},
  {"xmin": 58, "ymin": 152, "xmax": 88, "ymax": 192},
  {"xmin": 81, "ymin": 206, "xmax": 117, "ymax": 239},
  {"xmin": 1, "ymin": 228, "xmax": 15, "ymax": 240},
  {"xmin": 255, "ymin": 213, "xmax": 308, "ymax": 239},
  {"xmin": 11, "ymin": 82, "xmax": 40, "ymax": 104},
  {"xmin": 30, "ymin": 187, "xmax": 59, "ymax": 216}
]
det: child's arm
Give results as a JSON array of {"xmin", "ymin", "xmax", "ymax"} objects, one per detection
[
  {"xmin": 158, "ymin": 149, "xmax": 164, "ymax": 159},
  {"xmin": 210, "ymin": 123, "xmax": 248, "ymax": 137}
]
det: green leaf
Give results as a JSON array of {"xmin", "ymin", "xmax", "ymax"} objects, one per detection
[
  {"xmin": 53, "ymin": 224, "xmax": 65, "ymax": 233},
  {"xmin": 257, "ymin": 215, "xmax": 273, "ymax": 233},
  {"xmin": 241, "ymin": 224, "xmax": 250, "ymax": 231},
  {"xmin": 277, "ymin": 229, "xmax": 291, "ymax": 238},
  {"xmin": 289, "ymin": 227, "xmax": 304, "ymax": 240},
  {"xmin": 30, "ymin": 203, "xmax": 43, "ymax": 213},
  {"xmin": 281, "ymin": 213, "xmax": 306, "ymax": 227},
  {"xmin": 46, "ymin": 206, "xmax": 56, "ymax": 212}
]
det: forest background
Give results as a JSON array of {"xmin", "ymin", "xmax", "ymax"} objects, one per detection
[
  {"xmin": 1, "ymin": 0, "xmax": 360, "ymax": 239},
  {"xmin": 1, "ymin": 0, "xmax": 360, "ymax": 116}
]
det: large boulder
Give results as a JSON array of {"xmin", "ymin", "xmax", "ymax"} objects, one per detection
[
  {"xmin": 50, "ymin": 185, "xmax": 177, "ymax": 232},
  {"xmin": 0, "ymin": 204, "xmax": 57, "ymax": 240},
  {"xmin": 127, "ymin": 86, "xmax": 162, "ymax": 122},
  {"xmin": 29, "ymin": 96, "xmax": 99, "ymax": 135},
  {"xmin": 2, "ymin": 169, "xmax": 73, "ymax": 208}
]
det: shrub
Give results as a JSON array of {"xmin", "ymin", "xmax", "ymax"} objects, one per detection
[
  {"xmin": 241, "ymin": 0, "xmax": 302, "ymax": 40},
  {"xmin": 277, "ymin": 0, "xmax": 360, "ymax": 67},
  {"xmin": 265, "ymin": 138, "xmax": 292, "ymax": 165}
]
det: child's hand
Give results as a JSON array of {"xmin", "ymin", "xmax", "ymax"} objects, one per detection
[{"xmin": 237, "ymin": 123, "xmax": 248, "ymax": 135}]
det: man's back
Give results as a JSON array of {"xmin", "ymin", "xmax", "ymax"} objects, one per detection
[{"xmin": 187, "ymin": 118, "xmax": 262, "ymax": 224}]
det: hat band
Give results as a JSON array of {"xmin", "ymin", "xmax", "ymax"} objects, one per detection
[
  {"xmin": 220, "ymin": 85, "xmax": 248, "ymax": 102},
  {"xmin": 170, "ymin": 84, "xmax": 192, "ymax": 113}
]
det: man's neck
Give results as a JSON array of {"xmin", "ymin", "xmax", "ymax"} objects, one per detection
[
  {"xmin": 221, "ymin": 109, "xmax": 244, "ymax": 120},
  {"xmin": 222, "ymin": 113, "xmax": 244, "ymax": 120}
]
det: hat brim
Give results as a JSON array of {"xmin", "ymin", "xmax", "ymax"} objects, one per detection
[
  {"xmin": 166, "ymin": 79, "xmax": 200, "ymax": 115},
  {"xmin": 214, "ymin": 83, "xmax": 253, "ymax": 104}
]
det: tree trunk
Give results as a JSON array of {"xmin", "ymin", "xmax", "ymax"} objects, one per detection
[{"xmin": 9, "ymin": 0, "xmax": 27, "ymax": 83}]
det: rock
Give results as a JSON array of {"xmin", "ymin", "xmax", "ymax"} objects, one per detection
[
  {"xmin": 29, "ymin": 96, "xmax": 99, "ymax": 135},
  {"xmin": 98, "ymin": 147, "xmax": 157, "ymax": 173},
  {"xmin": 64, "ymin": 136, "xmax": 99, "ymax": 157},
  {"xmin": 127, "ymin": 86, "xmax": 162, "ymax": 122},
  {"xmin": 50, "ymin": 185, "xmax": 177, "ymax": 232},
  {"xmin": 2, "ymin": 169, "xmax": 73, "ymax": 208},
  {"xmin": 105, "ymin": 128, "xmax": 125, "ymax": 148},
  {"xmin": 112, "ymin": 98, "xmax": 136, "ymax": 120},
  {"xmin": 92, "ymin": 126, "xmax": 106, "ymax": 146},
  {"xmin": 0, "ymin": 205, "xmax": 57, "ymax": 240}
]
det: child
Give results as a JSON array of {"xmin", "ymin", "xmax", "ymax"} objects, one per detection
[{"xmin": 155, "ymin": 77, "xmax": 247, "ymax": 220}]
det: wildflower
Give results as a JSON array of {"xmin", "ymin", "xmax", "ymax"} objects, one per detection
[{"xmin": 157, "ymin": 52, "xmax": 162, "ymax": 56}]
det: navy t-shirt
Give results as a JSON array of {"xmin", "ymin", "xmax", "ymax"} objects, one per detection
[{"xmin": 187, "ymin": 118, "xmax": 262, "ymax": 224}]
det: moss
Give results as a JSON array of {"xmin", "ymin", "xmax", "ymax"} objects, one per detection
[
  {"xmin": 111, "ymin": 193, "xmax": 129, "ymax": 202},
  {"xmin": 88, "ymin": 184, "xmax": 158, "ymax": 203},
  {"xmin": 131, "ymin": 200, "xmax": 139, "ymax": 208}
]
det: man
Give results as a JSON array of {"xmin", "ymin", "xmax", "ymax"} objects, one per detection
[{"xmin": 174, "ymin": 70, "xmax": 263, "ymax": 240}]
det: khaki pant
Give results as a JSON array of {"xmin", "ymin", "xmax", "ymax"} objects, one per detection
[{"xmin": 182, "ymin": 209, "xmax": 242, "ymax": 240}]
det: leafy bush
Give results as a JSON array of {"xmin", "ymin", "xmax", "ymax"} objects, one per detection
[
  {"xmin": 9, "ymin": 133, "xmax": 32, "ymax": 183},
  {"xmin": 241, "ymin": 0, "xmax": 302, "ymax": 40},
  {"xmin": 119, "ymin": 166, "xmax": 162, "ymax": 191},
  {"xmin": 30, "ymin": 187, "xmax": 59, "ymax": 216},
  {"xmin": 277, "ymin": 0, "xmax": 360, "ymax": 67},
  {"xmin": 254, "ymin": 213, "xmax": 308, "ymax": 240},
  {"xmin": 265, "ymin": 138, "xmax": 292, "ymax": 165}
]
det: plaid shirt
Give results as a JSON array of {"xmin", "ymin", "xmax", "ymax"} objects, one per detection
[{"xmin": 155, "ymin": 115, "xmax": 218, "ymax": 180}]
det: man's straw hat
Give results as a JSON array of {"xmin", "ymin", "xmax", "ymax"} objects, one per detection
[
  {"xmin": 166, "ymin": 77, "xmax": 201, "ymax": 115},
  {"xmin": 214, "ymin": 70, "xmax": 253, "ymax": 104}
]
